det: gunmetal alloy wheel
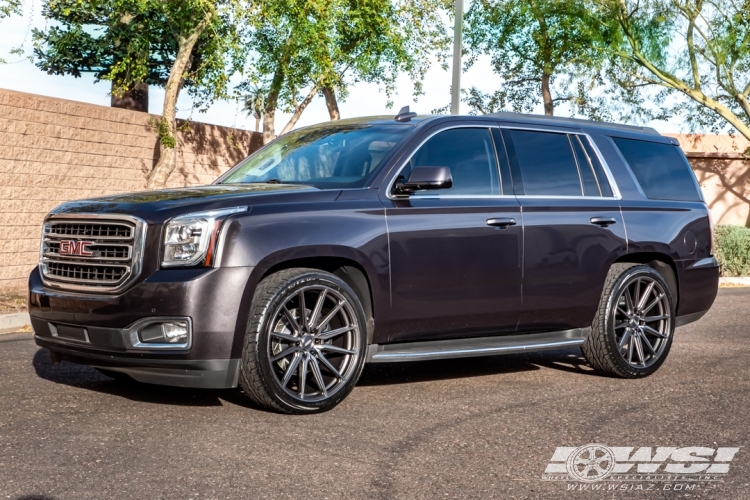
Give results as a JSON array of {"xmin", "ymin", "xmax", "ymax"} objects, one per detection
[
  {"xmin": 239, "ymin": 268, "xmax": 367, "ymax": 414},
  {"xmin": 613, "ymin": 275, "xmax": 672, "ymax": 368},
  {"xmin": 582, "ymin": 263, "xmax": 675, "ymax": 378},
  {"xmin": 267, "ymin": 284, "xmax": 361, "ymax": 402}
]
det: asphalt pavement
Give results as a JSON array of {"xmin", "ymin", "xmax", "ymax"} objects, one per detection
[{"xmin": 1, "ymin": 288, "xmax": 748, "ymax": 499}]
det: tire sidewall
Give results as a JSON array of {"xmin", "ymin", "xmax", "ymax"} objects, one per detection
[
  {"xmin": 604, "ymin": 266, "xmax": 675, "ymax": 377},
  {"xmin": 246, "ymin": 270, "xmax": 368, "ymax": 413}
]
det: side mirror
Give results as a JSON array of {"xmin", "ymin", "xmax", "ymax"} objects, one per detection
[{"xmin": 394, "ymin": 166, "xmax": 453, "ymax": 195}]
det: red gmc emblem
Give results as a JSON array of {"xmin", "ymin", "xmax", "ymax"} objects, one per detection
[{"xmin": 58, "ymin": 240, "xmax": 94, "ymax": 257}]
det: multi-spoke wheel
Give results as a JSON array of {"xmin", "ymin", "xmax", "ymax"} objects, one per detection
[
  {"xmin": 239, "ymin": 268, "xmax": 367, "ymax": 413},
  {"xmin": 582, "ymin": 263, "xmax": 675, "ymax": 378}
]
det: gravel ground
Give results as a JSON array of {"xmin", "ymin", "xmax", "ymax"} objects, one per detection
[{"xmin": 0, "ymin": 288, "xmax": 748, "ymax": 500}]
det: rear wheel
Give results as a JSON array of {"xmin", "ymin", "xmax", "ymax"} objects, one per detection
[
  {"xmin": 582, "ymin": 263, "xmax": 675, "ymax": 378},
  {"xmin": 239, "ymin": 268, "xmax": 367, "ymax": 414}
]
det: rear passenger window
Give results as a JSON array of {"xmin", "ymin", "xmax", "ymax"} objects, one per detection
[
  {"xmin": 403, "ymin": 128, "xmax": 500, "ymax": 195},
  {"xmin": 503, "ymin": 130, "xmax": 582, "ymax": 196},
  {"xmin": 613, "ymin": 137, "xmax": 702, "ymax": 201}
]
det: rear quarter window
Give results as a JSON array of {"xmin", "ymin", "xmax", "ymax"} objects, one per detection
[{"xmin": 612, "ymin": 137, "xmax": 702, "ymax": 202}]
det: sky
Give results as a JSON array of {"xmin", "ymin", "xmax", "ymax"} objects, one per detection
[{"xmin": 0, "ymin": 0, "xmax": 686, "ymax": 135}]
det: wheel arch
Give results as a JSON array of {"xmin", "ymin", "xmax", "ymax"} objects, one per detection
[
  {"xmin": 260, "ymin": 257, "xmax": 375, "ymax": 342},
  {"xmin": 614, "ymin": 253, "xmax": 679, "ymax": 310}
]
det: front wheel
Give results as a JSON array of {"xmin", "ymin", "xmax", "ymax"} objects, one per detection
[
  {"xmin": 239, "ymin": 268, "xmax": 368, "ymax": 414},
  {"xmin": 582, "ymin": 263, "xmax": 675, "ymax": 378}
]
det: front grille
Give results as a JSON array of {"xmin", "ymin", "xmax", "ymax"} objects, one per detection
[
  {"xmin": 40, "ymin": 216, "xmax": 145, "ymax": 292},
  {"xmin": 47, "ymin": 223, "xmax": 132, "ymax": 239},
  {"xmin": 46, "ymin": 262, "xmax": 128, "ymax": 283}
]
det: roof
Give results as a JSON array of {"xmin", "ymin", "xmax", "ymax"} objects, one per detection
[
  {"xmin": 487, "ymin": 111, "xmax": 661, "ymax": 135},
  {"xmin": 298, "ymin": 111, "xmax": 661, "ymax": 136}
]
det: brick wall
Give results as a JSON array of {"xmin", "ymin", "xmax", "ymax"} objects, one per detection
[{"xmin": 0, "ymin": 88, "xmax": 262, "ymax": 293}]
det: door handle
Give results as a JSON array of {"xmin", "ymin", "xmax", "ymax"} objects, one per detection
[
  {"xmin": 486, "ymin": 218, "xmax": 517, "ymax": 228},
  {"xmin": 590, "ymin": 217, "xmax": 617, "ymax": 227}
]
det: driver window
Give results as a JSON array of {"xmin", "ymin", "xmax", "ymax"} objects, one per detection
[{"xmin": 400, "ymin": 128, "xmax": 501, "ymax": 195}]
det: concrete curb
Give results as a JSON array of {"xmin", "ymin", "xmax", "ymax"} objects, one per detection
[
  {"xmin": 719, "ymin": 277, "xmax": 750, "ymax": 286},
  {"xmin": 0, "ymin": 312, "xmax": 31, "ymax": 333}
]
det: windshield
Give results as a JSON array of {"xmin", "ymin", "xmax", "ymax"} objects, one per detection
[{"xmin": 218, "ymin": 124, "xmax": 412, "ymax": 188}]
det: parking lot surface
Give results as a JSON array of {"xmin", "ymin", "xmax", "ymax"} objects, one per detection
[{"xmin": 1, "ymin": 288, "xmax": 748, "ymax": 499}]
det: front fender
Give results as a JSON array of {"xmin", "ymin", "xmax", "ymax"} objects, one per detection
[{"xmin": 216, "ymin": 198, "xmax": 391, "ymax": 353}]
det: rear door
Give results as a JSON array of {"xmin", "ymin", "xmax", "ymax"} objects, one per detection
[
  {"xmin": 381, "ymin": 124, "xmax": 523, "ymax": 343},
  {"xmin": 498, "ymin": 126, "xmax": 628, "ymax": 332}
]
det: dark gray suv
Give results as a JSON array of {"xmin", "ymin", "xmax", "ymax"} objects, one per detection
[{"xmin": 29, "ymin": 111, "xmax": 719, "ymax": 413}]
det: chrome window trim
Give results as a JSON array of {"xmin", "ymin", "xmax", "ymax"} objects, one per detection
[
  {"xmin": 384, "ymin": 123, "xmax": 623, "ymax": 201},
  {"xmin": 40, "ymin": 213, "xmax": 147, "ymax": 294},
  {"xmin": 385, "ymin": 124, "xmax": 503, "ymax": 200}
]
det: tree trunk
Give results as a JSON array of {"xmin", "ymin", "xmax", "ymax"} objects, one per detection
[
  {"xmin": 322, "ymin": 86, "xmax": 340, "ymax": 120},
  {"xmin": 146, "ymin": 12, "xmax": 212, "ymax": 190},
  {"xmin": 254, "ymin": 114, "xmax": 260, "ymax": 133},
  {"xmin": 541, "ymin": 73, "xmax": 554, "ymax": 116},
  {"xmin": 262, "ymin": 104, "xmax": 276, "ymax": 145},
  {"xmin": 279, "ymin": 84, "xmax": 321, "ymax": 135},
  {"xmin": 111, "ymin": 81, "xmax": 149, "ymax": 112},
  {"xmin": 262, "ymin": 63, "xmax": 286, "ymax": 145}
]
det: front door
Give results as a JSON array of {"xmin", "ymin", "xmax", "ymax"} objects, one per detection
[
  {"xmin": 499, "ymin": 127, "xmax": 628, "ymax": 332},
  {"xmin": 382, "ymin": 125, "xmax": 523, "ymax": 343}
]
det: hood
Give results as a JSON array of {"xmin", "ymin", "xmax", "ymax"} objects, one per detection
[{"xmin": 48, "ymin": 184, "xmax": 339, "ymax": 224}]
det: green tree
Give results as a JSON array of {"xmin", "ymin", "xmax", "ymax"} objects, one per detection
[
  {"xmin": 0, "ymin": 0, "xmax": 22, "ymax": 63},
  {"xmin": 463, "ymin": 0, "xmax": 609, "ymax": 117},
  {"xmin": 33, "ymin": 0, "xmax": 249, "ymax": 188},
  {"xmin": 244, "ymin": 0, "xmax": 449, "ymax": 144},
  {"xmin": 599, "ymin": 0, "xmax": 750, "ymax": 142}
]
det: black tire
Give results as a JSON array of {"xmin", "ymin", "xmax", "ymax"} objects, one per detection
[
  {"xmin": 96, "ymin": 368, "xmax": 135, "ymax": 382},
  {"xmin": 582, "ymin": 263, "xmax": 675, "ymax": 378},
  {"xmin": 239, "ymin": 268, "xmax": 368, "ymax": 414}
]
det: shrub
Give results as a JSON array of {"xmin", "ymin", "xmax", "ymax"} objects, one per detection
[{"xmin": 714, "ymin": 224, "xmax": 750, "ymax": 277}]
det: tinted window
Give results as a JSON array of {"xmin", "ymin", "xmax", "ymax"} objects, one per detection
[
  {"xmin": 506, "ymin": 130, "xmax": 582, "ymax": 196},
  {"xmin": 401, "ymin": 128, "xmax": 500, "ymax": 195},
  {"xmin": 613, "ymin": 138, "xmax": 701, "ymax": 201},
  {"xmin": 220, "ymin": 124, "xmax": 410, "ymax": 188},
  {"xmin": 571, "ymin": 135, "xmax": 601, "ymax": 196}
]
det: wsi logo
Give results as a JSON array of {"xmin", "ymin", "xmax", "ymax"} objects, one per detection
[
  {"xmin": 58, "ymin": 240, "xmax": 94, "ymax": 257},
  {"xmin": 543, "ymin": 444, "xmax": 739, "ymax": 482}
]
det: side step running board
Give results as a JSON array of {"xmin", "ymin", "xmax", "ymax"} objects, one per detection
[{"xmin": 366, "ymin": 328, "xmax": 590, "ymax": 363}]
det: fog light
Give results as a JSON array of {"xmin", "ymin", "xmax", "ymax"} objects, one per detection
[
  {"xmin": 162, "ymin": 322, "xmax": 189, "ymax": 343},
  {"xmin": 138, "ymin": 321, "xmax": 189, "ymax": 344}
]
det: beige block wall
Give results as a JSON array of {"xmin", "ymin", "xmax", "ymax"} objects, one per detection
[
  {"xmin": 0, "ymin": 88, "xmax": 262, "ymax": 293},
  {"xmin": 669, "ymin": 134, "xmax": 750, "ymax": 227}
]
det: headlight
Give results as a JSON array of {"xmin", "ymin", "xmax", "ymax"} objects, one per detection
[{"xmin": 162, "ymin": 207, "xmax": 247, "ymax": 268}]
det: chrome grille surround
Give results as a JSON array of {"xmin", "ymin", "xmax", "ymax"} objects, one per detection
[{"xmin": 39, "ymin": 214, "xmax": 147, "ymax": 293}]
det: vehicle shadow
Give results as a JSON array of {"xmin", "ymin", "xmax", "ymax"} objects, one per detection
[
  {"xmin": 32, "ymin": 346, "xmax": 604, "ymax": 407},
  {"xmin": 31, "ymin": 348, "xmax": 261, "ymax": 409}
]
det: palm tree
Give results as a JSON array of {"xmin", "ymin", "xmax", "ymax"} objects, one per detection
[{"xmin": 242, "ymin": 85, "xmax": 267, "ymax": 133}]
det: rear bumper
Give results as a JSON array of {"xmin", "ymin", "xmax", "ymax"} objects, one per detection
[
  {"xmin": 28, "ymin": 265, "xmax": 253, "ymax": 388},
  {"xmin": 675, "ymin": 256, "xmax": 720, "ymax": 325}
]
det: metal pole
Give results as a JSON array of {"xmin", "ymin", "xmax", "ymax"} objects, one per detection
[{"xmin": 450, "ymin": 0, "xmax": 464, "ymax": 115}]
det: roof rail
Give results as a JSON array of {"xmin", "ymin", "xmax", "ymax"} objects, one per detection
[{"xmin": 488, "ymin": 111, "xmax": 660, "ymax": 135}]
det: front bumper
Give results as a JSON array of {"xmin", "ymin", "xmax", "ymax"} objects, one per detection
[{"xmin": 29, "ymin": 265, "xmax": 254, "ymax": 389}]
